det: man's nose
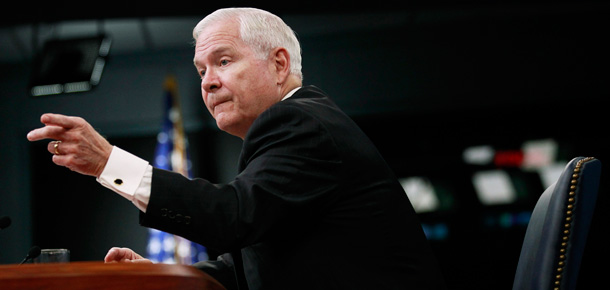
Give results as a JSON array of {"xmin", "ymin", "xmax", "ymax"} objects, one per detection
[{"xmin": 201, "ymin": 70, "xmax": 221, "ymax": 92}]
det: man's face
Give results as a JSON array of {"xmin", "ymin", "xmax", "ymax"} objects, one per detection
[{"xmin": 194, "ymin": 19, "xmax": 281, "ymax": 139}]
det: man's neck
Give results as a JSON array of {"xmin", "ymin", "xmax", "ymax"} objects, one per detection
[{"xmin": 279, "ymin": 75, "xmax": 302, "ymax": 101}]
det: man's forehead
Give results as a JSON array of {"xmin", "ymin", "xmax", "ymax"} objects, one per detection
[
  {"xmin": 194, "ymin": 29, "xmax": 245, "ymax": 67},
  {"xmin": 196, "ymin": 19, "xmax": 240, "ymax": 44},
  {"xmin": 196, "ymin": 35, "xmax": 238, "ymax": 53},
  {"xmin": 195, "ymin": 22, "xmax": 241, "ymax": 51}
]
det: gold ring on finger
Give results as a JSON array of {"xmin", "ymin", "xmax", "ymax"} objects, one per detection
[{"xmin": 54, "ymin": 141, "xmax": 62, "ymax": 155}]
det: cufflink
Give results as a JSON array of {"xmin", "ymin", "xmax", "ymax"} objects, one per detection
[{"xmin": 114, "ymin": 179, "xmax": 123, "ymax": 185}]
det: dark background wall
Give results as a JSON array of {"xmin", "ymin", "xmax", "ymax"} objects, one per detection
[{"xmin": 1, "ymin": 2, "xmax": 609, "ymax": 289}]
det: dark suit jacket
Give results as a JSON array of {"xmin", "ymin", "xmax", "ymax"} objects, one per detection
[{"xmin": 140, "ymin": 86, "xmax": 446, "ymax": 290}]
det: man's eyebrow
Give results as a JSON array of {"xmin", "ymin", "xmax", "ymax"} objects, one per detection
[
  {"xmin": 211, "ymin": 46, "xmax": 233, "ymax": 56},
  {"xmin": 193, "ymin": 46, "xmax": 234, "ymax": 68}
]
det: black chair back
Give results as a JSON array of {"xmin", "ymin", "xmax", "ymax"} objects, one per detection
[{"xmin": 512, "ymin": 156, "xmax": 601, "ymax": 290}]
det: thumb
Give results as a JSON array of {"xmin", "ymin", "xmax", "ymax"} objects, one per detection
[{"xmin": 104, "ymin": 247, "xmax": 123, "ymax": 263}]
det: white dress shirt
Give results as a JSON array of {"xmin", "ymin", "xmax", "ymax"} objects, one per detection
[{"xmin": 97, "ymin": 87, "xmax": 301, "ymax": 212}]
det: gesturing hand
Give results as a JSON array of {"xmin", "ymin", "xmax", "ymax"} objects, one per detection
[{"xmin": 27, "ymin": 113, "xmax": 113, "ymax": 178}]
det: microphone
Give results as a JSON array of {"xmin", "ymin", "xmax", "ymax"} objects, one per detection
[
  {"xmin": 0, "ymin": 216, "xmax": 11, "ymax": 230},
  {"xmin": 19, "ymin": 246, "xmax": 41, "ymax": 265}
]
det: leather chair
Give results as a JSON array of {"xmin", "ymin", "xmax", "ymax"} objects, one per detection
[{"xmin": 512, "ymin": 156, "xmax": 601, "ymax": 290}]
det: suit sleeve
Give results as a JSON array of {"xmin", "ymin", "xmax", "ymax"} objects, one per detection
[
  {"xmin": 139, "ymin": 102, "xmax": 342, "ymax": 252},
  {"xmin": 192, "ymin": 253, "xmax": 240, "ymax": 290}
]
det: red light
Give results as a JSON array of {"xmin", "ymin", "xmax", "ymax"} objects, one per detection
[{"xmin": 494, "ymin": 150, "xmax": 524, "ymax": 167}]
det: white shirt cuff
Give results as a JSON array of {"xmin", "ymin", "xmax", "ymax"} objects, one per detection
[{"xmin": 97, "ymin": 146, "xmax": 152, "ymax": 212}]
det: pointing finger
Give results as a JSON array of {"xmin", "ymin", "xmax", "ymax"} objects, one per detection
[{"xmin": 27, "ymin": 125, "xmax": 65, "ymax": 141}]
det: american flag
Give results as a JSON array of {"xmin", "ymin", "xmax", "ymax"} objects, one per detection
[{"xmin": 147, "ymin": 75, "xmax": 208, "ymax": 264}]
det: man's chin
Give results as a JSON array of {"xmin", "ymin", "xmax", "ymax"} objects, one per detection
[
  {"xmin": 215, "ymin": 117, "xmax": 248, "ymax": 139},
  {"xmin": 215, "ymin": 116, "xmax": 236, "ymax": 133}
]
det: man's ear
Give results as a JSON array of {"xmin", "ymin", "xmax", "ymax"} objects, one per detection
[{"xmin": 272, "ymin": 47, "xmax": 291, "ymax": 84}]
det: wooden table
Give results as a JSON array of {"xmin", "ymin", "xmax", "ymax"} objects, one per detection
[{"xmin": 0, "ymin": 261, "xmax": 226, "ymax": 289}]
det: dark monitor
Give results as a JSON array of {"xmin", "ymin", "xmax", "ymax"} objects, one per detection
[{"xmin": 29, "ymin": 35, "xmax": 111, "ymax": 96}]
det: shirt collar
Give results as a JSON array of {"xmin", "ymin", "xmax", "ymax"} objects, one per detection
[{"xmin": 281, "ymin": 87, "xmax": 301, "ymax": 101}]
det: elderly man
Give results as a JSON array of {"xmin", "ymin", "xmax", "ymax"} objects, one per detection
[{"xmin": 27, "ymin": 7, "xmax": 445, "ymax": 290}]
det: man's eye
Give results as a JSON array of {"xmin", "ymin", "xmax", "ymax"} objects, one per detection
[{"xmin": 220, "ymin": 59, "xmax": 229, "ymax": 66}]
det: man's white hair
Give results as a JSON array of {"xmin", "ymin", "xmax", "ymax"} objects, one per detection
[{"xmin": 193, "ymin": 7, "xmax": 303, "ymax": 80}]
